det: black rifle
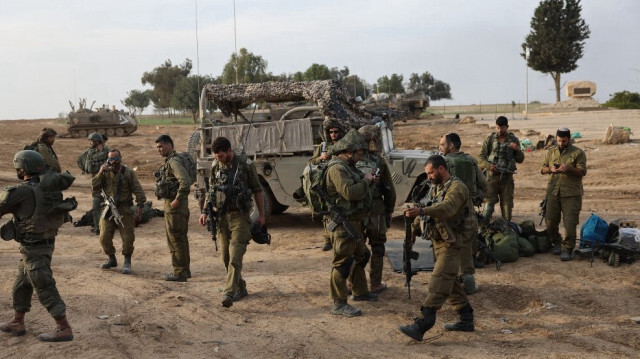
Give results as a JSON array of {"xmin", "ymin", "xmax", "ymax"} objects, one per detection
[
  {"xmin": 310, "ymin": 184, "xmax": 359, "ymax": 239},
  {"xmin": 538, "ymin": 198, "xmax": 547, "ymax": 226},
  {"xmin": 490, "ymin": 161, "xmax": 515, "ymax": 181},
  {"xmin": 100, "ymin": 189, "xmax": 124, "ymax": 228},
  {"xmin": 203, "ymin": 200, "xmax": 218, "ymax": 251},
  {"xmin": 403, "ymin": 212, "xmax": 419, "ymax": 299}
]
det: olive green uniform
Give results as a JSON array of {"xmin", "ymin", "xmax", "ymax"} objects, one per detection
[
  {"xmin": 325, "ymin": 158, "xmax": 372, "ymax": 300},
  {"xmin": 444, "ymin": 152, "xmax": 487, "ymax": 277},
  {"xmin": 477, "ymin": 132, "xmax": 524, "ymax": 222},
  {"xmin": 356, "ymin": 153, "xmax": 396, "ymax": 287},
  {"xmin": 207, "ymin": 152, "xmax": 261, "ymax": 298},
  {"xmin": 414, "ymin": 178, "xmax": 470, "ymax": 311},
  {"xmin": 309, "ymin": 142, "xmax": 337, "ymax": 248},
  {"xmin": 0, "ymin": 176, "xmax": 72, "ymax": 320},
  {"xmin": 78, "ymin": 146, "xmax": 110, "ymax": 233},
  {"xmin": 157, "ymin": 150, "xmax": 192, "ymax": 278},
  {"xmin": 541, "ymin": 144, "xmax": 587, "ymax": 251},
  {"xmin": 93, "ymin": 166, "xmax": 146, "ymax": 256},
  {"xmin": 36, "ymin": 142, "xmax": 61, "ymax": 173}
]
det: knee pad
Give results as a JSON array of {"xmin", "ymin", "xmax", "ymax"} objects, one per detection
[{"xmin": 336, "ymin": 256, "xmax": 355, "ymax": 279}]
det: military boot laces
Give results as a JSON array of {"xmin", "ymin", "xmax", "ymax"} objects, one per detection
[
  {"xmin": 122, "ymin": 255, "xmax": 132, "ymax": 275},
  {"xmin": 100, "ymin": 254, "xmax": 117, "ymax": 270},
  {"xmin": 398, "ymin": 307, "xmax": 436, "ymax": 341},
  {"xmin": 331, "ymin": 301, "xmax": 362, "ymax": 317},
  {"xmin": 444, "ymin": 304, "xmax": 475, "ymax": 332}
]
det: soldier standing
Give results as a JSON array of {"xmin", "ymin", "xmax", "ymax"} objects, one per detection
[
  {"xmin": 541, "ymin": 128, "xmax": 587, "ymax": 261},
  {"xmin": 398, "ymin": 155, "xmax": 474, "ymax": 341},
  {"xmin": 477, "ymin": 116, "xmax": 524, "ymax": 225},
  {"xmin": 77, "ymin": 132, "xmax": 110, "ymax": 234},
  {"xmin": 357, "ymin": 125, "xmax": 396, "ymax": 294},
  {"xmin": 308, "ymin": 117, "xmax": 346, "ymax": 252},
  {"xmin": 34, "ymin": 127, "xmax": 61, "ymax": 173},
  {"xmin": 155, "ymin": 135, "xmax": 192, "ymax": 282},
  {"xmin": 0, "ymin": 150, "xmax": 74, "ymax": 342},
  {"xmin": 325, "ymin": 129, "xmax": 377, "ymax": 317},
  {"xmin": 93, "ymin": 149, "xmax": 146, "ymax": 274},
  {"xmin": 440, "ymin": 132, "xmax": 488, "ymax": 294},
  {"xmin": 199, "ymin": 137, "xmax": 265, "ymax": 308}
]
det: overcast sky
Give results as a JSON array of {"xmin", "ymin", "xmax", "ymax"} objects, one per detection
[{"xmin": 1, "ymin": 0, "xmax": 638, "ymax": 120}]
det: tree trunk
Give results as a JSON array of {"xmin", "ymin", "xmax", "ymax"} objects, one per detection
[{"xmin": 552, "ymin": 72, "xmax": 561, "ymax": 103}]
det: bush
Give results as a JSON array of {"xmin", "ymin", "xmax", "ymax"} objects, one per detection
[{"xmin": 603, "ymin": 91, "xmax": 640, "ymax": 109}]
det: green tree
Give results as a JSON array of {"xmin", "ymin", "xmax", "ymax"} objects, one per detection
[
  {"xmin": 602, "ymin": 91, "xmax": 640, "ymax": 109},
  {"xmin": 330, "ymin": 66, "xmax": 350, "ymax": 82},
  {"xmin": 220, "ymin": 48, "xmax": 268, "ymax": 84},
  {"xmin": 522, "ymin": 0, "xmax": 590, "ymax": 102},
  {"xmin": 171, "ymin": 75, "xmax": 218, "ymax": 122},
  {"xmin": 374, "ymin": 74, "xmax": 404, "ymax": 95},
  {"xmin": 141, "ymin": 59, "xmax": 192, "ymax": 114},
  {"xmin": 121, "ymin": 89, "xmax": 152, "ymax": 116},
  {"xmin": 408, "ymin": 72, "xmax": 452, "ymax": 101},
  {"xmin": 344, "ymin": 75, "xmax": 368, "ymax": 99},
  {"xmin": 303, "ymin": 63, "xmax": 332, "ymax": 81}
]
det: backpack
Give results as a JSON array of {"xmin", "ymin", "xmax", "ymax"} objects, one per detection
[
  {"xmin": 23, "ymin": 141, "xmax": 39, "ymax": 151},
  {"xmin": 580, "ymin": 213, "xmax": 609, "ymax": 248},
  {"xmin": 301, "ymin": 162, "xmax": 332, "ymax": 213},
  {"xmin": 174, "ymin": 152, "xmax": 197, "ymax": 185}
]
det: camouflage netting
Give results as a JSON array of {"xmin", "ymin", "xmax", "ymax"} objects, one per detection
[{"xmin": 202, "ymin": 80, "xmax": 389, "ymax": 130}]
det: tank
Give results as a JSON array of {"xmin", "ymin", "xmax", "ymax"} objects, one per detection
[{"xmin": 67, "ymin": 105, "xmax": 138, "ymax": 138}]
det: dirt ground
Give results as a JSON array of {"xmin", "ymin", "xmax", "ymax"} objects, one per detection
[{"xmin": 1, "ymin": 110, "xmax": 639, "ymax": 358}]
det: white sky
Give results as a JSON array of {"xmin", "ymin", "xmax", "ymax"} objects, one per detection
[{"xmin": 1, "ymin": 0, "xmax": 638, "ymax": 120}]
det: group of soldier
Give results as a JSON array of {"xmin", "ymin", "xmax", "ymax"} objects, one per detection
[{"xmin": 0, "ymin": 116, "xmax": 586, "ymax": 343}]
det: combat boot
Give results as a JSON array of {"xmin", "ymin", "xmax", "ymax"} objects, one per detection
[
  {"xmin": 444, "ymin": 303, "xmax": 475, "ymax": 332},
  {"xmin": 122, "ymin": 255, "xmax": 132, "ymax": 274},
  {"xmin": 552, "ymin": 243, "xmax": 562, "ymax": 255},
  {"xmin": 38, "ymin": 315, "xmax": 73, "ymax": 342},
  {"xmin": 398, "ymin": 307, "xmax": 436, "ymax": 341},
  {"xmin": 352, "ymin": 292, "xmax": 378, "ymax": 302},
  {"xmin": 331, "ymin": 300, "xmax": 361, "ymax": 317},
  {"xmin": 100, "ymin": 254, "xmax": 117, "ymax": 269},
  {"xmin": 0, "ymin": 311, "xmax": 26, "ymax": 337},
  {"xmin": 560, "ymin": 250, "xmax": 573, "ymax": 261},
  {"xmin": 234, "ymin": 288, "xmax": 248, "ymax": 301}
]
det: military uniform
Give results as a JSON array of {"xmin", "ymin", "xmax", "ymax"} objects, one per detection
[
  {"xmin": 156, "ymin": 150, "xmax": 192, "ymax": 278},
  {"xmin": 477, "ymin": 132, "xmax": 524, "ymax": 222},
  {"xmin": 444, "ymin": 152, "xmax": 487, "ymax": 291},
  {"xmin": 541, "ymin": 143, "xmax": 587, "ymax": 252},
  {"xmin": 93, "ymin": 165, "xmax": 146, "ymax": 259},
  {"xmin": 356, "ymin": 152, "xmax": 396, "ymax": 289},
  {"xmin": 207, "ymin": 152, "xmax": 261, "ymax": 301},
  {"xmin": 36, "ymin": 142, "xmax": 61, "ymax": 173},
  {"xmin": 78, "ymin": 145, "xmax": 110, "ymax": 234}
]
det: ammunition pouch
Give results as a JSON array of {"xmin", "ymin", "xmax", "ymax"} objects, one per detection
[{"xmin": 155, "ymin": 179, "xmax": 179, "ymax": 200}]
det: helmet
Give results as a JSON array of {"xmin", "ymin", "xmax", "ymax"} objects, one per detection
[
  {"xmin": 329, "ymin": 129, "xmax": 366, "ymax": 156},
  {"xmin": 251, "ymin": 222, "xmax": 271, "ymax": 245},
  {"xmin": 358, "ymin": 124, "xmax": 382, "ymax": 152},
  {"xmin": 323, "ymin": 117, "xmax": 347, "ymax": 142},
  {"xmin": 13, "ymin": 150, "xmax": 45, "ymax": 175},
  {"xmin": 88, "ymin": 132, "xmax": 104, "ymax": 142}
]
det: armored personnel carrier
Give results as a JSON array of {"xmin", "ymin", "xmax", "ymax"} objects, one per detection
[
  {"xmin": 191, "ymin": 80, "xmax": 437, "ymax": 219},
  {"xmin": 67, "ymin": 103, "xmax": 138, "ymax": 138}
]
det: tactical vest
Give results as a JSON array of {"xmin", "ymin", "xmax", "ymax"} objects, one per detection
[
  {"xmin": 209, "ymin": 154, "xmax": 253, "ymax": 213},
  {"xmin": 445, "ymin": 153, "xmax": 478, "ymax": 201},
  {"xmin": 423, "ymin": 179, "xmax": 468, "ymax": 243},
  {"xmin": 487, "ymin": 133, "xmax": 517, "ymax": 172},
  {"xmin": 356, "ymin": 154, "xmax": 383, "ymax": 199},
  {"xmin": 327, "ymin": 158, "xmax": 371, "ymax": 220},
  {"xmin": 15, "ymin": 181, "xmax": 63, "ymax": 242},
  {"xmin": 79, "ymin": 146, "xmax": 109, "ymax": 174},
  {"xmin": 155, "ymin": 154, "xmax": 179, "ymax": 200}
]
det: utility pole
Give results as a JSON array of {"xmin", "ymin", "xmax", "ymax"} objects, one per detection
[{"xmin": 525, "ymin": 46, "xmax": 530, "ymax": 120}]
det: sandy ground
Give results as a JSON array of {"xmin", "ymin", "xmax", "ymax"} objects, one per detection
[{"xmin": 1, "ymin": 110, "xmax": 639, "ymax": 358}]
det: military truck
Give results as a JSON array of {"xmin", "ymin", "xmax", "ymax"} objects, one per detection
[
  {"xmin": 67, "ymin": 101, "xmax": 138, "ymax": 137},
  {"xmin": 190, "ymin": 80, "xmax": 437, "ymax": 219},
  {"xmin": 363, "ymin": 91, "xmax": 430, "ymax": 120}
]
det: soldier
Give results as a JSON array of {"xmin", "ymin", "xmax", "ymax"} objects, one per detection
[
  {"xmin": 357, "ymin": 124, "xmax": 396, "ymax": 294},
  {"xmin": 93, "ymin": 149, "xmax": 146, "ymax": 274},
  {"xmin": 155, "ymin": 135, "xmax": 192, "ymax": 282},
  {"xmin": 398, "ymin": 155, "xmax": 474, "ymax": 342},
  {"xmin": 439, "ymin": 132, "xmax": 488, "ymax": 294},
  {"xmin": 0, "ymin": 150, "xmax": 74, "ymax": 342},
  {"xmin": 541, "ymin": 128, "xmax": 587, "ymax": 261},
  {"xmin": 309, "ymin": 117, "xmax": 346, "ymax": 252},
  {"xmin": 477, "ymin": 116, "xmax": 524, "ymax": 225},
  {"xmin": 325, "ymin": 129, "xmax": 377, "ymax": 317},
  {"xmin": 198, "ymin": 137, "xmax": 265, "ymax": 308},
  {"xmin": 34, "ymin": 127, "xmax": 61, "ymax": 173},
  {"xmin": 77, "ymin": 132, "xmax": 110, "ymax": 235}
]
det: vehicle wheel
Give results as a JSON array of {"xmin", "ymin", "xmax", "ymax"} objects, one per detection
[
  {"xmin": 97, "ymin": 128, "xmax": 106, "ymax": 135},
  {"xmin": 115, "ymin": 128, "xmax": 125, "ymax": 136},
  {"xmin": 186, "ymin": 131, "xmax": 201, "ymax": 159},
  {"xmin": 69, "ymin": 130, "xmax": 79, "ymax": 138},
  {"xmin": 250, "ymin": 182, "xmax": 272, "ymax": 223},
  {"xmin": 106, "ymin": 128, "xmax": 115, "ymax": 136},
  {"xmin": 78, "ymin": 129, "xmax": 88, "ymax": 138}
]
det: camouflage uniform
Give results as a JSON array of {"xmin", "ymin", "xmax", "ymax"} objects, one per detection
[
  {"xmin": 207, "ymin": 152, "xmax": 261, "ymax": 300},
  {"xmin": 157, "ymin": 150, "xmax": 192, "ymax": 278},
  {"xmin": 36, "ymin": 142, "xmax": 61, "ymax": 173},
  {"xmin": 477, "ymin": 132, "xmax": 524, "ymax": 222},
  {"xmin": 78, "ymin": 145, "xmax": 110, "ymax": 234},
  {"xmin": 93, "ymin": 165, "xmax": 146, "ymax": 258},
  {"xmin": 541, "ymin": 143, "xmax": 587, "ymax": 252}
]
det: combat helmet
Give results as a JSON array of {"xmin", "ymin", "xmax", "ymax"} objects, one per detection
[
  {"xmin": 358, "ymin": 124, "xmax": 382, "ymax": 152},
  {"xmin": 322, "ymin": 117, "xmax": 347, "ymax": 143},
  {"xmin": 13, "ymin": 150, "xmax": 45, "ymax": 175},
  {"xmin": 88, "ymin": 132, "xmax": 104, "ymax": 142},
  {"xmin": 329, "ymin": 129, "xmax": 366, "ymax": 156}
]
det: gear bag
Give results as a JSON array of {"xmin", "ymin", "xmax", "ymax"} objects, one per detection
[
  {"xmin": 175, "ymin": 152, "xmax": 197, "ymax": 185},
  {"xmin": 299, "ymin": 162, "xmax": 333, "ymax": 213},
  {"xmin": 580, "ymin": 213, "xmax": 609, "ymax": 248}
]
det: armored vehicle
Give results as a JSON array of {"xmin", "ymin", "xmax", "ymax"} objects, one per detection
[
  {"xmin": 191, "ymin": 80, "xmax": 436, "ymax": 219},
  {"xmin": 363, "ymin": 91, "xmax": 430, "ymax": 120},
  {"xmin": 67, "ymin": 106, "xmax": 138, "ymax": 138}
]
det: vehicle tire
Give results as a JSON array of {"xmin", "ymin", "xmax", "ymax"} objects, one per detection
[
  {"xmin": 115, "ymin": 128, "xmax": 125, "ymax": 136},
  {"xmin": 78, "ymin": 129, "xmax": 88, "ymax": 138},
  {"xmin": 69, "ymin": 130, "xmax": 79, "ymax": 138},
  {"xmin": 186, "ymin": 131, "xmax": 201, "ymax": 159},
  {"xmin": 250, "ymin": 182, "xmax": 272, "ymax": 223},
  {"xmin": 106, "ymin": 128, "xmax": 115, "ymax": 136}
]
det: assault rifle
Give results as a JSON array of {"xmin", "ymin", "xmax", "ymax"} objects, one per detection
[
  {"xmin": 490, "ymin": 161, "xmax": 515, "ymax": 181},
  {"xmin": 203, "ymin": 200, "xmax": 219, "ymax": 251},
  {"xmin": 310, "ymin": 184, "xmax": 360, "ymax": 239},
  {"xmin": 100, "ymin": 189, "xmax": 124, "ymax": 228},
  {"xmin": 403, "ymin": 208, "xmax": 419, "ymax": 299},
  {"xmin": 538, "ymin": 198, "xmax": 547, "ymax": 226}
]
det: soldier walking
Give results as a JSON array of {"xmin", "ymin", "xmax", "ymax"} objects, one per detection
[
  {"xmin": 93, "ymin": 149, "xmax": 146, "ymax": 274},
  {"xmin": 77, "ymin": 132, "xmax": 110, "ymax": 234},
  {"xmin": 398, "ymin": 155, "xmax": 474, "ymax": 341},
  {"xmin": 199, "ymin": 137, "xmax": 265, "ymax": 308},
  {"xmin": 0, "ymin": 150, "xmax": 75, "ymax": 342}
]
